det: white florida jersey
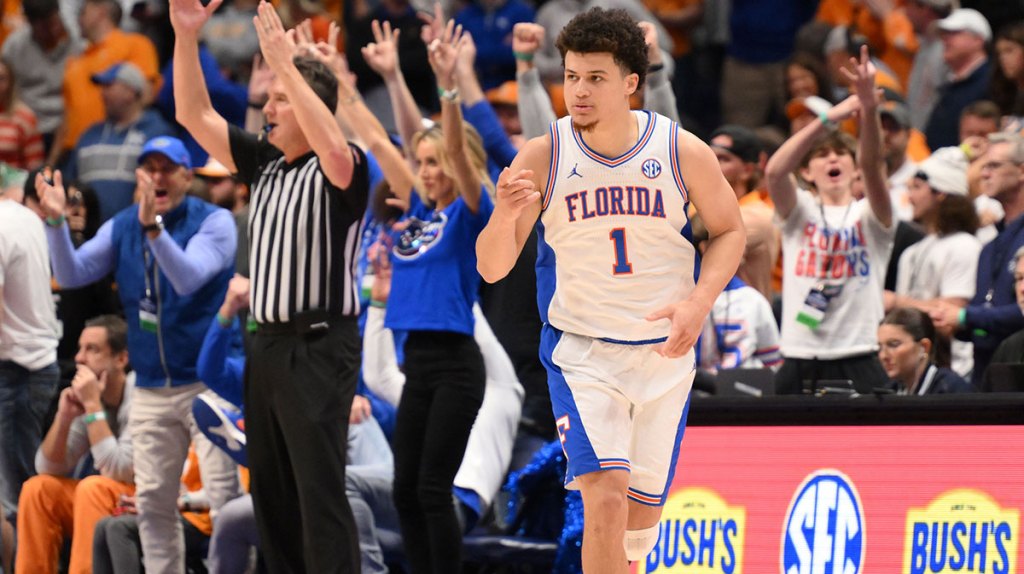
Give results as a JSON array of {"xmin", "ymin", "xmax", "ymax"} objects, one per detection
[{"xmin": 536, "ymin": 110, "xmax": 695, "ymax": 343}]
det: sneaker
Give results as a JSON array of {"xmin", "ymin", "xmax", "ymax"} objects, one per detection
[{"xmin": 193, "ymin": 394, "xmax": 247, "ymax": 467}]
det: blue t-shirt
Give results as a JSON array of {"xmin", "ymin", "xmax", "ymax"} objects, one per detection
[{"xmin": 385, "ymin": 191, "xmax": 493, "ymax": 335}]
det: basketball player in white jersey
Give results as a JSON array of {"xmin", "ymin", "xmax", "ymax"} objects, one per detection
[{"xmin": 476, "ymin": 8, "xmax": 745, "ymax": 572}]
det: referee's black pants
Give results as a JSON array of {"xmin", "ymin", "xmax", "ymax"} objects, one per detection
[
  {"xmin": 246, "ymin": 317, "xmax": 360, "ymax": 574},
  {"xmin": 393, "ymin": 330, "xmax": 485, "ymax": 574}
]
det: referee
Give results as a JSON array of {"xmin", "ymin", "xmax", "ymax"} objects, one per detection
[{"xmin": 170, "ymin": 0, "xmax": 368, "ymax": 571}]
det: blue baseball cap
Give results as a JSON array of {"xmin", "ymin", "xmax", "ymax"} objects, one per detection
[
  {"xmin": 138, "ymin": 136, "xmax": 192, "ymax": 170},
  {"xmin": 91, "ymin": 62, "xmax": 148, "ymax": 97}
]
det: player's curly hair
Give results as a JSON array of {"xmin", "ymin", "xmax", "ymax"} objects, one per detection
[{"xmin": 555, "ymin": 7, "xmax": 648, "ymax": 90}]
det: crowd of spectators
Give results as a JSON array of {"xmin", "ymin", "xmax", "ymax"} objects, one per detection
[{"xmin": 1, "ymin": 0, "xmax": 1024, "ymax": 571}]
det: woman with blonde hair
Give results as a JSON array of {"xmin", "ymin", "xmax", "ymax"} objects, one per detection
[{"xmin": 337, "ymin": 15, "xmax": 495, "ymax": 573}]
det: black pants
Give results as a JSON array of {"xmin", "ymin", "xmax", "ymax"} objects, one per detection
[
  {"xmin": 392, "ymin": 330, "xmax": 485, "ymax": 574},
  {"xmin": 774, "ymin": 352, "xmax": 889, "ymax": 395},
  {"xmin": 246, "ymin": 317, "xmax": 360, "ymax": 574}
]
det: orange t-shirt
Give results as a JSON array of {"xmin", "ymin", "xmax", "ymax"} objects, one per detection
[{"xmin": 61, "ymin": 29, "xmax": 160, "ymax": 151}]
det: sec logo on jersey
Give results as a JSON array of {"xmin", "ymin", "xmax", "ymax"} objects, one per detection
[
  {"xmin": 781, "ymin": 470, "xmax": 865, "ymax": 574},
  {"xmin": 642, "ymin": 158, "xmax": 662, "ymax": 179}
]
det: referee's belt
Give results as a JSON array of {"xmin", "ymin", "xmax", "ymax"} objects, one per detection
[{"xmin": 254, "ymin": 309, "xmax": 350, "ymax": 336}]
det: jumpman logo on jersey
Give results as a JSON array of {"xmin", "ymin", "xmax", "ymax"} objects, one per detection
[{"xmin": 567, "ymin": 163, "xmax": 583, "ymax": 179}]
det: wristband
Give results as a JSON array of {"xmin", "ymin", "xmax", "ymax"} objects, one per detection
[
  {"xmin": 84, "ymin": 411, "xmax": 107, "ymax": 424},
  {"xmin": 513, "ymin": 51, "xmax": 534, "ymax": 62},
  {"xmin": 370, "ymin": 300, "xmax": 387, "ymax": 308},
  {"xmin": 957, "ymin": 308, "xmax": 967, "ymax": 327},
  {"xmin": 248, "ymin": 100, "xmax": 265, "ymax": 110},
  {"xmin": 45, "ymin": 214, "xmax": 65, "ymax": 227},
  {"xmin": 818, "ymin": 110, "xmax": 835, "ymax": 129},
  {"xmin": 340, "ymin": 94, "xmax": 360, "ymax": 106},
  {"xmin": 648, "ymin": 63, "xmax": 665, "ymax": 73},
  {"xmin": 216, "ymin": 312, "xmax": 233, "ymax": 327},
  {"xmin": 437, "ymin": 86, "xmax": 460, "ymax": 103}
]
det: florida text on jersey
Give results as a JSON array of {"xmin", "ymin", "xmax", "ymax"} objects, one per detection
[{"xmin": 536, "ymin": 110, "xmax": 695, "ymax": 344}]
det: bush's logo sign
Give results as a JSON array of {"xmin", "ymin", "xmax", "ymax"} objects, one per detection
[
  {"xmin": 644, "ymin": 487, "xmax": 745, "ymax": 573},
  {"xmin": 781, "ymin": 470, "xmax": 865, "ymax": 574},
  {"xmin": 903, "ymin": 489, "xmax": 1018, "ymax": 574}
]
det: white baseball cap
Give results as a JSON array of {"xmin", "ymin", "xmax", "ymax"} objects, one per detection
[
  {"xmin": 915, "ymin": 147, "xmax": 969, "ymax": 196},
  {"xmin": 937, "ymin": 8, "xmax": 992, "ymax": 42}
]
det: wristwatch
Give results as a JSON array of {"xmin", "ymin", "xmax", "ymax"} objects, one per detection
[{"xmin": 142, "ymin": 215, "xmax": 164, "ymax": 234}]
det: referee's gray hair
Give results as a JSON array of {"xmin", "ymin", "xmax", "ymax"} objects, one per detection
[{"xmin": 987, "ymin": 132, "xmax": 1024, "ymax": 165}]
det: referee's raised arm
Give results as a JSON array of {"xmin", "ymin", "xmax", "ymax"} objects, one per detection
[
  {"xmin": 169, "ymin": 0, "xmax": 236, "ymax": 172},
  {"xmin": 253, "ymin": 2, "xmax": 356, "ymax": 190}
]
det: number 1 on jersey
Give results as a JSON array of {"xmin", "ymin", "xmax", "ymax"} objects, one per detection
[{"xmin": 609, "ymin": 228, "xmax": 633, "ymax": 275}]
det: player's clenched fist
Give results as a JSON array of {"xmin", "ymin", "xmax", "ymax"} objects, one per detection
[
  {"xmin": 494, "ymin": 167, "xmax": 539, "ymax": 221},
  {"xmin": 512, "ymin": 22, "xmax": 544, "ymax": 55}
]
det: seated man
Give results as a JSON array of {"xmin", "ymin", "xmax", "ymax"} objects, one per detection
[{"xmin": 16, "ymin": 315, "xmax": 135, "ymax": 574}]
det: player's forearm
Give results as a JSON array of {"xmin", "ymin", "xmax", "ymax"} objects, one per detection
[
  {"xmin": 688, "ymin": 226, "xmax": 745, "ymax": 310},
  {"xmin": 476, "ymin": 217, "xmax": 520, "ymax": 283}
]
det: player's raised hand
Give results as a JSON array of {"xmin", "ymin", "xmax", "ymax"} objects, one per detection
[
  {"xmin": 512, "ymin": 22, "xmax": 544, "ymax": 56},
  {"xmin": 169, "ymin": 0, "xmax": 222, "ymax": 38},
  {"xmin": 494, "ymin": 167, "xmax": 539, "ymax": 221},
  {"xmin": 646, "ymin": 298, "xmax": 710, "ymax": 358}
]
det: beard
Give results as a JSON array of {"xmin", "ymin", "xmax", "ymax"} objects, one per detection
[{"xmin": 571, "ymin": 118, "xmax": 597, "ymax": 133}]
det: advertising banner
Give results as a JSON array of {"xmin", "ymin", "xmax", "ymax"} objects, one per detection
[{"xmin": 636, "ymin": 425, "xmax": 1024, "ymax": 574}]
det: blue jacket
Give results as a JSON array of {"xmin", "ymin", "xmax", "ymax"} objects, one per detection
[
  {"xmin": 110, "ymin": 197, "xmax": 233, "ymax": 387},
  {"xmin": 963, "ymin": 213, "xmax": 1024, "ymax": 385}
]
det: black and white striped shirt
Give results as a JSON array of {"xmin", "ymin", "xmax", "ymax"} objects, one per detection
[{"xmin": 229, "ymin": 126, "xmax": 369, "ymax": 323}]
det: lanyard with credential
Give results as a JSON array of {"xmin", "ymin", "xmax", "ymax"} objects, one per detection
[{"xmin": 139, "ymin": 245, "xmax": 159, "ymax": 333}]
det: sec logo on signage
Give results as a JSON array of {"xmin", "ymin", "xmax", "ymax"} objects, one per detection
[{"xmin": 781, "ymin": 470, "xmax": 865, "ymax": 574}]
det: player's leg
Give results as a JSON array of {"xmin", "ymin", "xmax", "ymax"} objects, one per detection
[
  {"xmin": 541, "ymin": 327, "xmax": 634, "ymax": 572},
  {"xmin": 577, "ymin": 469, "xmax": 631, "ymax": 574},
  {"xmin": 623, "ymin": 351, "xmax": 694, "ymax": 563}
]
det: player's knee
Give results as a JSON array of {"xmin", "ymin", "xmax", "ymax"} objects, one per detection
[{"xmin": 624, "ymin": 523, "xmax": 661, "ymax": 561}]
